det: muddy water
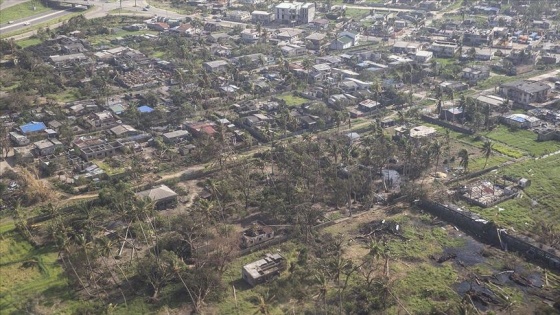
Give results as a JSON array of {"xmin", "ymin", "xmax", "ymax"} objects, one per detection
[{"xmin": 444, "ymin": 230, "xmax": 547, "ymax": 311}]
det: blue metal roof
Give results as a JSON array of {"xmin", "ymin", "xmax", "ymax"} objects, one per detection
[
  {"xmin": 20, "ymin": 121, "xmax": 46, "ymax": 134},
  {"xmin": 138, "ymin": 105, "xmax": 154, "ymax": 113}
]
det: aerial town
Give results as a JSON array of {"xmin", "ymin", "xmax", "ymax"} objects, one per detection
[{"xmin": 0, "ymin": 0, "xmax": 559, "ymax": 313}]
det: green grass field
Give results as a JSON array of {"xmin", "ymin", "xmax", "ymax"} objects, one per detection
[
  {"xmin": 484, "ymin": 126, "xmax": 560, "ymax": 157},
  {"xmin": 0, "ymin": 221, "xmax": 75, "ymax": 314},
  {"xmin": 467, "ymin": 154, "xmax": 560, "ymax": 233},
  {"xmin": 0, "ymin": 1, "xmax": 51, "ymax": 23},
  {"xmin": 278, "ymin": 93, "xmax": 309, "ymax": 107}
]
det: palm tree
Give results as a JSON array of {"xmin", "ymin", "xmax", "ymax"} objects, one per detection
[
  {"xmin": 458, "ymin": 149, "xmax": 469, "ymax": 172},
  {"xmin": 481, "ymin": 140, "xmax": 493, "ymax": 169},
  {"xmin": 253, "ymin": 291, "xmax": 275, "ymax": 315},
  {"xmin": 431, "ymin": 140, "xmax": 442, "ymax": 174}
]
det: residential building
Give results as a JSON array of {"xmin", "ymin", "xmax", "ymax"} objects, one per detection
[
  {"xmin": 392, "ymin": 41, "xmax": 422, "ymax": 54},
  {"xmin": 499, "ymin": 80, "xmax": 551, "ymax": 105},
  {"xmin": 242, "ymin": 253, "xmax": 286, "ymax": 286},
  {"xmin": 430, "ymin": 42, "xmax": 459, "ymax": 58},
  {"xmin": 305, "ymin": 33, "xmax": 326, "ymax": 50},
  {"xmin": 241, "ymin": 222, "xmax": 274, "ymax": 248},
  {"xmin": 330, "ymin": 36, "xmax": 354, "ymax": 50},
  {"xmin": 502, "ymin": 113, "xmax": 541, "ymax": 129},
  {"xmin": 84, "ymin": 111, "xmax": 118, "ymax": 130},
  {"xmin": 20, "ymin": 121, "xmax": 47, "ymax": 136},
  {"xmin": 241, "ymin": 29, "xmax": 260, "ymax": 43},
  {"xmin": 252, "ymin": 11, "xmax": 275, "ymax": 24},
  {"xmin": 73, "ymin": 136, "xmax": 122, "ymax": 161},
  {"xmin": 203, "ymin": 60, "xmax": 229, "ymax": 73},
  {"xmin": 110, "ymin": 124, "xmax": 140, "ymax": 138},
  {"xmin": 226, "ymin": 10, "xmax": 251, "ymax": 22},
  {"xmin": 415, "ymin": 50, "xmax": 433, "ymax": 63},
  {"xmin": 462, "ymin": 29, "xmax": 493, "ymax": 46},
  {"xmin": 162, "ymin": 130, "xmax": 190, "ymax": 144},
  {"xmin": 280, "ymin": 44, "xmax": 306, "ymax": 56},
  {"xmin": 358, "ymin": 99, "xmax": 380, "ymax": 113},
  {"xmin": 462, "ymin": 65, "xmax": 490, "ymax": 83},
  {"xmin": 9, "ymin": 132, "xmax": 30, "ymax": 146},
  {"xmin": 33, "ymin": 139, "xmax": 63, "ymax": 156},
  {"xmin": 275, "ymin": 2, "xmax": 315, "ymax": 24},
  {"xmin": 439, "ymin": 107, "xmax": 464, "ymax": 121},
  {"xmin": 136, "ymin": 184, "xmax": 178, "ymax": 209}
]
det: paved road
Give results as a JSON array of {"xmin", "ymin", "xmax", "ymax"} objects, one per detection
[
  {"xmin": 0, "ymin": 9, "xmax": 74, "ymax": 34},
  {"xmin": 3, "ymin": 0, "xmax": 186, "ymax": 40},
  {"xmin": 0, "ymin": 0, "xmax": 30, "ymax": 10}
]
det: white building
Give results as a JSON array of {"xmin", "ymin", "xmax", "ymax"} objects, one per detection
[{"xmin": 275, "ymin": 2, "xmax": 315, "ymax": 24}]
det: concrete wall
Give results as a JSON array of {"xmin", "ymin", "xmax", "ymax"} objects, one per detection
[
  {"xmin": 421, "ymin": 114, "xmax": 475, "ymax": 135},
  {"xmin": 418, "ymin": 200, "xmax": 560, "ymax": 271}
]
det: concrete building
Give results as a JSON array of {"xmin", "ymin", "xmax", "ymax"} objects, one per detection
[
  {"xmin": 275, "ymin": 2, "xmax": 315, "ymax": 24},
  {"xmin": 240, "ymin": 222, "xmax": 274, "ymax": 248},
  {"xmin": 203, "ymin": 60, "xmax": 229, "ymax": 73},
  {"xmin": 430, "ymin": 42, "xmax": 459, "ymax": 58},
  {"xmin": 33, "ymin": 139, "xmax": 63, "ymax": 156},
  {"xmin": 462, "ymin": 65, "xmax": 490, "ymax": 83},
  {"xmin": 252, "ymin": 11, "xmax": 275, "ymax": 24},
  {"xmin": 163, "ymin": 130, "xmax": 190, "ymax": 144},
  {"xmin": 499, "ymin": 80, "xmax": 551, "ymax": 105},
  {"xmin": 242, "ymin": 253, "xmax": 286, "ymax": 286},
  {"xmin": 502, "ymin": 113, "xmax": 541, "ymax": 129},
  {"xmin": 136, "ymin": 184, "xmax": 178, "ymax": 209}
]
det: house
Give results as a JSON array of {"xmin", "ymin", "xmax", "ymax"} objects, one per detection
[
  {"xmin": 502, "ymin": 113, "xmax": 541, "ymax": 129},
  {"xmin": 33, "ymin": 139, "xmax": 63, "ymax": 156},
  {"xmin": 20, "ymin": 121, "xmax": 47, "ymax": 135},
  {"xmin": 147, "ymin": 22, "xmax": 169, "ymax": 31},
  {"xmin": 9, "ymin": 132, "xmax": 30, "ymax": 146},
  {"xmin": 280, "ymin": 44, "xmax": 306, "ymax": 56},
  {"xmin": 276, "ymin": 28, "xmax": 304, "ymax": 41},
  {"xmin": 136, "ymin": 184, "xmax": 178, "ymax": 209},
  {"xmin": 439, "ymin": 107, "xmax": 464, "ymax": 121},
  {"xmin": 110, "ymin": 124, "xmax": 140, "ymax": 138},
  {"xmin": 415, "ymin": 50, "xmax": 433, "ymax": 63},
  {"xmin": 242, "ymin": 253, "xmax": 286, "ymax": 286},
  {"xmin": 330, "ymin": 36, "xmax": 354, "ymax": 50},
  {"xmin": 462, "ymin": 65, "xmax": 490, "ymax": 83},
  {"xmin": 73, "ymin": 136, "xmax": 122, "ymax": 161},
  {"xmin": 241, "ymin": 222, "xmax": 274, "ymax": 248},
  {"xmin": 252, "ymin": 11, "xmax": 275, "ymax": 24},
  {"xmin": 358, "ymin": 99, "xmax": 380, "ymax": 113},
  {"xmin": 162, "ymin": 130, "xmax": 190, "ymax": 144},
  {"xmin": 499, "ymin": 80, "xmax": 551, "ymax": 105},
  {"xmin": 394, "ymin": 125, "xmax": 437, "ymax": 140},
  {"xmin": 305, "ymin": 32, "xmax": 326, "ymax": 50},
  {"xmin": 171, "ymin": 23, "xmax": 199, "ymax": 36},
  {"xmin": 392, "ymin": 41, "xmax": 422, "ymax": 55},
  {"xmin": 203, "ymin": 60, "xmax": 229, "ymax": 73},
  {"xmin": 474, "ymin": 48, "xmax": 494, "ymax": 61},
  {"xmin": 340, "ymin": 31, "xmax": 360, "ymax": 45},
  {"xmin": 275, "ymin": 2, "xmax": 315, "ymax": 24},
  {"xmin": 226, "ymin": 10, "xmax": 251, "ymax": 22},
  {"xmin": 475, "ymin": 94, "xmax": 506, "ymax": 108},
  {"xmin": 309, "ymin": 18, "xmax": 329, "ymax": 30},
  {"xmin": 462, "ymin": 29, "xmax": 493, "ymax": 46},
  {"xmin": 241, "ymin": 29, "xmax": 260, "ymax": 43},
  {"xmin": 430, "ymin": 42, "xmax": 459, "ymax": 58},
  {"xmin": 84, "ymin": 111, "xmax": 118, "ymax": 130},
  {"xmin": 185, "ymin": 121, "xmax": 217, "ymax": 137}
]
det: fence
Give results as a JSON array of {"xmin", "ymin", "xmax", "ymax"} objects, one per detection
[{"xmin": 418, "ymin": 200, "xmax": 560, "ymax": 271}]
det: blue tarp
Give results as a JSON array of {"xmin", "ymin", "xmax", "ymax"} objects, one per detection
[
  {"xmin": 138, "ymin": 105, "xmax": 154, "ymax": 113},
  {"xmin": 20, "ymin": 121, "xmax": 46, "ymax": 134}
]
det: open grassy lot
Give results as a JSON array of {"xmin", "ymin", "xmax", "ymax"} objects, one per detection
[
  {"xmin": 15, "ymin": 37, "xmax": 42, "ymax": 48},
  {"xmin": 466, "ymin": 154, "xmax": 560, "ymax": 234},
  {"xmin": 483, "ymin": 126, "xmax": 560, "ymax": 157},
  {"xmin": 0, "ymin": 221, "xmax": 75, "ymax": 314},
  {"xmin": 0, "ymin": 1, "xmax": 52, "ymax": 23},
  {"xmin": 277, "ymin": 93, "xmax": 309, "ymax": 107},
  {"xmin": 86, "ymin": 29, "xmax": 159, "ymax": 46}
]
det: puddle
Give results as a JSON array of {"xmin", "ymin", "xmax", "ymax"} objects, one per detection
[{"xmin": 444, "ymin": 236, "xmax": 486, "ymax": 266}]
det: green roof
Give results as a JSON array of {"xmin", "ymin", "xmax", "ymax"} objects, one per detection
[{"xmin": 337, "ymin": 35, "xmax": 353, "ymax": 44}]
